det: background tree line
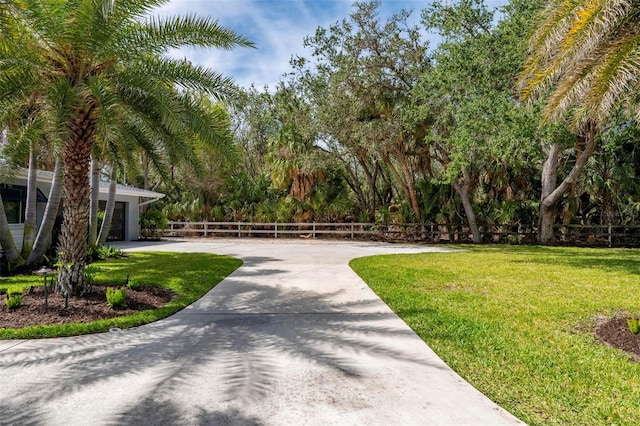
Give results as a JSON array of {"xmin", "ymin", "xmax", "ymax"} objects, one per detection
[{"xmin": 159, "ymin": 0, "xmax": 640, "ymax": 245}]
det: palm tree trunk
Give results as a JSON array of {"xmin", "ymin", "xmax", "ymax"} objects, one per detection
[
  {"xmin": 88, "ymin": 156, "xmax": 100, "ymax": 247},
  {"xmin": 58, "ymin": 106, "xmax": 96, "ymax": 295},
  {"xmin": 97, "ymin": 171, "xmax": 117, "ymax": 247},
  {"xmin": 27, "ymin": 158, "xmax": 63, "ymax": 264},
  {"xmin": 21, "ymin": 145, "xmax": 38, "ymax": 258},
  {"xmin": 0, "ymin": 194, "xmax": 25, "ymax": 268}
]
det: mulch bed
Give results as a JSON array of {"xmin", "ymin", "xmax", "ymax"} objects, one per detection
[
  {"xmin": 595, "ymin": 316, "xmax": 640, "ymax": 361},
  {"xmin": 0, "ymin": 284, "xmax": 174, "ymax": 330}
]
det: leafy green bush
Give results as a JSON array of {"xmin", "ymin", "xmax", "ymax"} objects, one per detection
[
  {"xmin": 5, "ymin": 294, "xmax": 23, "ymax": 310},
  {"xmin": 627, "ymin": 316, "xmax": 640, "ymax": 335},
  {"xmin": 139, "ymin": 208, "xmax": 168, "ymax": 240},
  {"xmin": 106, "ymin": 287, "xmax": 127, "ymax": 308}
]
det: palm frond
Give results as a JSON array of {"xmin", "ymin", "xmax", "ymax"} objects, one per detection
[
  {"xmin": 519, "ymin": 0, "xmax": 639, "ymax": 127},
  {"xmin": 132, "ymin": 56, "xmax": 236, "ymax": 100},
  {"xmin": 120, "ymin": 14, "xmax": 254, "ymax": 58}
]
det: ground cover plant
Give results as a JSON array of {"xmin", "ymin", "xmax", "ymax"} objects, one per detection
[
  {"xmin": 350, "ymin": 246, "xmax": 640, "ymax": 426},
  {"xmin": 0, "ymin": 252, "xmax": 241, "ymax": 339}
]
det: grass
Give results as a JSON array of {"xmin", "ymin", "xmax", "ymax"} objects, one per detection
[
  {"xmin": 350, "ymin": 245, "xmax": 640, "ymax": 426},
  {"xmin": 0, "ymin": 252, "xmax": 242, "ymax": 339}
]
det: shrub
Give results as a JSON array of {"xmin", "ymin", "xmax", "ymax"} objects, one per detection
[
  {"xmin": 139, "ymin": 208, "xmax": 168, "ymax": 240},
  {"xmin": 627, "ymin": 316, "xmax": 640, "ymax": 335},
  {"xmin": 5, "ymin": 294, "xmax": 23, "ymax": 310},
  {"xmin": 106, "ymin": 287, "xmax": 127, "ymax": 308}
]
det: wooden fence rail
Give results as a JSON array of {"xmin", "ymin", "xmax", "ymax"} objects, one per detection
[{"xmin": 161, "ymin": 221, "xmax": 640, "ymax": 247}]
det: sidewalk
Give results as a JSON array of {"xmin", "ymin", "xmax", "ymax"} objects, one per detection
[{"xmin": 0, "ymin": 239, "xmax": 525, "ymax": 425}]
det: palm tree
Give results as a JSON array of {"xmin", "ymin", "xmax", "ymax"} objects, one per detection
[
  {"xmin": 0, "ymin": 0, "xmax": 252, "ymax": 294},
  {"xmin": 518, "ymin": 0, "xmax": 639, "ymax": 244},
  {"xmin": 519, "ymin": 0, "xmax": 640, "ymax": 128}
]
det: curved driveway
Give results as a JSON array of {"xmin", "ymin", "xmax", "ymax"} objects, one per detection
[{"xmin": 0, "ymin": 239, "xmax": 523, "ymax": 425}]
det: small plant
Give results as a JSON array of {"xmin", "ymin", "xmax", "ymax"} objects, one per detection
[
  {"xmin": 106, "ymin": 287, "xmax": 127, "ymax": 308},
  {"xmin": 98, "ymin": 246, "xmax": 124, "ymax": 259},
  {"xmin": 127, "ymin": 279, "xmax": 141, "ymax": 290},
  {"xmin": 6, "ymin": 286, "xmax": 24, "ymax": 297},
  {"xmin": 627, "ymin": 316, "xmax": 640, "ymax": 335},
  {"xmin": 5, "ymin": 294, "xmax": 23, "ymax": 310},
  {"xmin": 88, "ymin": 245, "xmax": 124, "ymax": 261}
]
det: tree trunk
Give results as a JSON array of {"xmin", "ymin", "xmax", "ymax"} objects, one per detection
[
  {"xmin": 343, "ymin": 163, "xmax": 367, "ymax": 215},
  {"xmin": 385, "ymin": 156, "xmax": 421, "ymax": 221},
  {"xmin": 0, "ymin": 195, "xmax": 25, "ymax": 268},
  {"xmin": 88, "ymin": 157, "xmax": 100, "ymax": 248},
  {"xmin": 141, "ymin": 153, "xmax": 150, "ymax": 214},
  {"xmin": 21, "ymin": 144, "xmax": 38, "ymax": 259},
  {"xmin": 538, "ymin": 143, "xmax": 561, "ymax": 244},
  {"xmin": 97, "ymin": 171, "xmax": 117, "ymax": 247},
  {"xmin": 27, "ymin": 158, "xmax": 64, "ymax": 265},
  {"xmin": 400, "ymin": 160, "xmax": 421, "ymax": 222},
  {"xmin": 538, "ymin": 123, "xmax": 598, "ymax": 245},
  {"xmin": 358, "ymin": 157, "xmax": 378, "ymax": 221},
  {"xmin": 20, "ymin": 145, "xmax": 38, "ymax": 258},
  {"xmin": 453, "ymin": 169, "xmax": 481, "ymax": 243},
  {"xmin": 58, "ymin": 105, "xmax": 96, "ymax": 295}
]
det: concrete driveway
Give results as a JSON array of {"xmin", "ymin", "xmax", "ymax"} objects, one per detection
[{"xmin": 0, "ymin": 239, "xmax": 524, "ymax": 425}]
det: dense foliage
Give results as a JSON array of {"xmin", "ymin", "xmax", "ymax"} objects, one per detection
[{"xmin": 154, "ymin": 0, "xmax": 640, "ymax": 245}]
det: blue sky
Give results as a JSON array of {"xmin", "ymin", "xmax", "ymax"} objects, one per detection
[{"xmin": 155, "ymin": 0, "xmax": 509, "ymax": 90}]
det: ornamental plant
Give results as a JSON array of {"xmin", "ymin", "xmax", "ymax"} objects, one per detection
[{"xmin": 106, "ymin": 287, "xmax": 127, "ymax": 308}]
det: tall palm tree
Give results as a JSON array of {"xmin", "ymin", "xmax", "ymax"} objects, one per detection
[
  {"xmin": 0, "ymin": 0, "xmax": 252, "ymax": 294},
  {"xmin": 519, "ymin": 0, "xmax": 640, "ymax": 128}
]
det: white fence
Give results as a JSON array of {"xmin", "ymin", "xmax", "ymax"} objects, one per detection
[
  {"xmin": 163, "ymin": 221, "xmax": 495, "ymax": 242},
  {"xmin": 161, "ymin": 221, "xmax": 640, "ymax": 246},
  {"xmin": 165, "ymin": 221, "xmax": 383, "ymax": 239}
]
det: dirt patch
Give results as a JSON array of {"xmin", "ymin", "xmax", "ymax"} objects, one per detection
[
  {"xmin": 0, "ymin": 284, "xmax": 174, "ymax": 330},
  {"xmin": 595, "ymin": 316, "xmax": 640, "ymax": 361}
]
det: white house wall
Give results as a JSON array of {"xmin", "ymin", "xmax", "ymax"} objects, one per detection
[{"xmin": 4, "ymin": 174, "xmax": 162, "ymax": 245}]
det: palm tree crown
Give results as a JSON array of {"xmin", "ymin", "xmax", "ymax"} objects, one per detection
[{"xmin": 518, "ymin": 0, "xmax": 640, "ymax": 129}]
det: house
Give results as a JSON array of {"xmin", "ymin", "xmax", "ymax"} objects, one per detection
[{"xmin": 1, "ymin": 168, "xmax": 164, "ymax": 247}]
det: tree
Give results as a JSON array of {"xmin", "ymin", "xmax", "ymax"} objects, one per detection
[
  {"xmin": 518, "ymin": 0, "xmax": 639, "ymax": 243},
  {"xmin": 299, "ymin": 1, "xmax": 431, "ymax": 221},
  {"xmin": 0, "ymin": 0, "xmax": 252, "ymax": 294},
  {"xmin": 416, "ymin": 0, "xmax": 543, "ymax": 242}
]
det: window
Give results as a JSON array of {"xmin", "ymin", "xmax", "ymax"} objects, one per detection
[
  {"xmin": 0, "ymin": 184, "xmax": 48, "ymax": 224},
  {"xmin": 4, "ymin": 200, "xmax": 21, "ymax": 224}
]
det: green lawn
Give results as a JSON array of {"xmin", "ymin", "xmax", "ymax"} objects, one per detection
[
  {"xmin": 0, "ymin": 252, "xmax": 242, "ymax": 339},
  {"xmin": 350, "ymin": 246, "xmax": 640, "ymax": 426}
]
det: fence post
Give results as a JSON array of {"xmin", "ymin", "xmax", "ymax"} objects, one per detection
[
  {"xmin": 204, "ymin": 222, "xmax": 208, "ymax": 237},
  {"xmin": 275, "ymin": 223, "xmax": 278, "ymax": 239},
  {"xmin": 237, "ymin": 223, "xmax": 241, "ymax": 238},
  {"xmin": 351, "ymin": 223, "xmax": 354, "ymax": 239},
  {"xmin": 313, "ymin": 223, "xmax": 316, "ymax": 239}
]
